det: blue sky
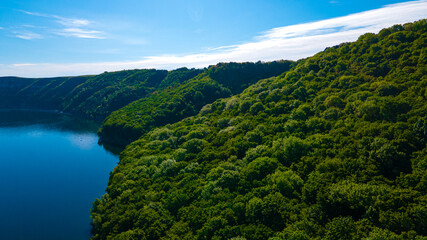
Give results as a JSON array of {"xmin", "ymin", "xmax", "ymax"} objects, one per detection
[{"xmin": 0, "ymin": 0, "xmax": 426, "ymax": 77}]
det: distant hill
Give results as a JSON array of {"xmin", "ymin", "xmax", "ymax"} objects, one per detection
[
  {"xmin": 0, "ymin": 68, "xmax": 202, "ymax": 119},
  {"xmin": 90, "ymin": 20, "xmax": 427, "ymax": 240},
  {"xmin": 0, "ymin": 75, "xmax": 90, "ymax": 110},
  {"xmin": 98, "ymin": 61, "xmax": 294, "ymax": 146},
  {"xmin": 0, "ymin": 61, "xmax": 294, "ymax": 146}
]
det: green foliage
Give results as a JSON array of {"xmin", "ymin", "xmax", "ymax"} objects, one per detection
[
  {"xmin": 0, "ymin": 68, "xmax": 202, "ymax": 120},
  {"xmin": 325, "ymin": 217, "xmax": 357, "ymax": 240},
  {"xmin": 0, "ymin": 76, "xmax": 90, "ymax": 109},
  {"xmin": 98, "ymin": 61, "xmax": 294, "ymax": 146},
  {"xmin": 89, "ymin": 20, "xmax": 427, "ymax": 240},
  {"xmin": 206, "ymin": 61, "xmax": 294, "ymax": 94},
  {"xmin": 7, "ymin": 20, "xmax": 425, "ymax": 240},
  {"xmin": 242, "ymin": 157, "xmax": 278, "ymax": 182},
  {"xmin": 272, "ymin": 136, "xmax": 310, "ymax": 165}
]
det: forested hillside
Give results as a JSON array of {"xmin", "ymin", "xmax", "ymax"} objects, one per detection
[
  {"xmin": 0, "ymin": 76, "xmax": 90, "ymax": 109},
  {"xmin": 0, "ymin": 68, "xmax": 202, "ymax": 119},
  {"xmin": 91, "ymin": 20, "xmax": 427, "ymax": 240},
  {"xmin": 0, "ymin": 61, "xmax": 293, "ymax": 146},
  {"xmin": 99, "ymin": 61, "xmax": 294, "ymax": 146},
  {"xmin": 62, "ymin": 68, "xmax": 203, "ymax": 119}
]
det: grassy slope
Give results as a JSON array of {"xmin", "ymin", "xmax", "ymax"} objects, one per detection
[{"xmin": 91, "ymin": 20, "xmax": 427, "ymax": 240}]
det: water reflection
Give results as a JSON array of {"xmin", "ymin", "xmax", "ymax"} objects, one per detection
[
  {"xmin": 0, "ymin": 109, "xmax": 99, "ymax": 132},
  {"xmin": 27, "ymin": 129, "xmax": 45, "ymax": 137},
  {"xmin": 0, "ymin": 109, "xmax": 122, "ymax": 156},
  {"xmin": 0, "ymin": 109, "xmax": 119, "ymax": 240},
  {"xmin": 68, "ymin": 133, "xmax": 98, "ymax": 150}
]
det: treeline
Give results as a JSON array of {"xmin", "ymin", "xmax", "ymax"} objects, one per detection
[{"xmin": 90, "ymin": 20, "xmax": 427, "ymax": 240}]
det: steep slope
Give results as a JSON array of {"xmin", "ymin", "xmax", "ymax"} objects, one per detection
[
  {"xmin": 91, "ymin": 20, "xmax": 427, "ymax": 240},
  {"xmin": 0, "ymin": 68, "xmax": 202, "ymax": 119},
  {"xmin": 62, "ymin": 68, "xmax": 204, "ymax": 119},
  {"xmin": 0, "ymin": 76, "xmax": 90, "ymax": 109},
  {"xmin": 99, "ymin": 61, "xmax": 294, "ymax": 146}
]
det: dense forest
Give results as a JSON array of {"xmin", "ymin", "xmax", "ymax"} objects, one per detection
[
  {"xmin": 89, "ymin": 20, "xmax": 427, "ymax": 239},
  {"xmin": 0, "ymin": 75, "xmax": 90, "ymax": 110},
  {"xmin": 99, "ymin": 61, "xmax": 294, "ymax": 146},
  {"xmin": 0, "ymin": 68, "xmax": 203, "ymax": 119},
  {"xmin": 1, "ymin": 20, "xmax": 425, "ymax": 240},
  {"xmin": 0, "ymin": 61, "xmax": 293, "ymax": 147}
]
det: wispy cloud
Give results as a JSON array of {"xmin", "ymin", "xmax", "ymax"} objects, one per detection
[
  {"xmin": 55, "ymin": 17, "xmax": 90, "ymax": 27},
  {"xmin": 12, "ymin": 63, "xmax": 37, "ymax": 67},
  {"xmin": 14, "ymin": 31, "xmax": 43, "ymax": 40},
  {"xmin": 19, "ymin": 10, "xmax": 49, "ymax": 17},
  {"xmin": 19, "ymin": 10, "xmax": 105, "ymax": 39},
  {"xmin": 58, "ymin": 28, "xmax": 105, "ymax": 39},
  {"xmin": 2, "ymin": 0, "xmax": 427, "ymax": 77},
  {"xmin": 21, "ymin": 24, "xmax": 38, "ymax": 28}
]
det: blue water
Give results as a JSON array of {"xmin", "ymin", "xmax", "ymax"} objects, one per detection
[{"xmin": 0, "ymin": 110, "xmax": 118, "ymax": 240}]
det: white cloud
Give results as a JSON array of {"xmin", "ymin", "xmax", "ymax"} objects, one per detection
[
  {"xmin": 58, "ymin": 28, "xmax": 105, "ymax": 39},
  {"xmin": 12, "ymin": 63, "xmax": 37, "ymax": 67},
  {"xmin": 14, "ymin": 31, "xmax": 43, "ymax": 40},
  {"xmin": 19, "ymin": 10, "xmax": 49, "ymax": 18},
  {"xmin": 19, "ymin": 10, "xmax": 104, "ymax": 39},
  {"xmin": 55, "ymin": 17, "xmax": 91, "ymax": 27},
  {"xmin": 3, "ymin": 0, "xmax": 427, "ymax": 77},
  {"xmin": 21, "ymin": 24, "xmax": 37, "ymax": 28},
  {"xmin": 20, "ymin": 10, "xmax": 90, "ymax": 27}
]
